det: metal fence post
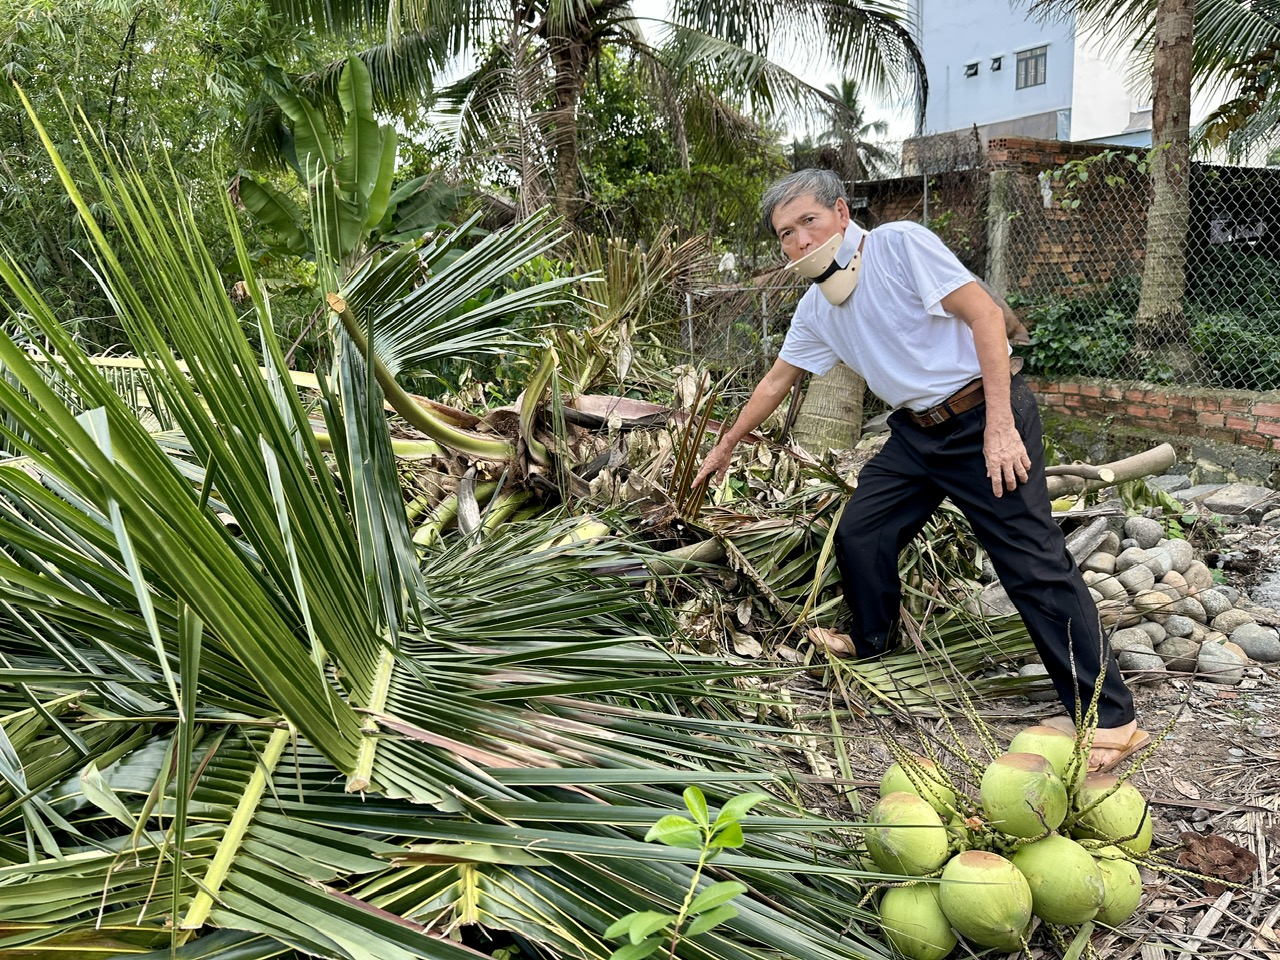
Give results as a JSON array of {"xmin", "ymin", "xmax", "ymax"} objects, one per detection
[
  {"xmin": 761, "ymin": 292, "xmax": 768, "ymax": 356},
  {"xmin": 685, "ymin": 292, "xmax": 693, "ymax": 353}
]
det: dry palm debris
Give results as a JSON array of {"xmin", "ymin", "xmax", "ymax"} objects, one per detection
[{"xmin": 1179, "ymin": 831, "xmax": 1260, "ymax": 895}]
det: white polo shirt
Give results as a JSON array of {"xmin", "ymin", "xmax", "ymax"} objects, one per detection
[{"xmin": 778, "ymin": 220, "xmax": 999, "ymax": 412}]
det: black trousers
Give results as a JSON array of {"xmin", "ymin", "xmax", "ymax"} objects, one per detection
[{"xmin": 833, "ymin": 376, "xmax": 1135, "ymax": 729}]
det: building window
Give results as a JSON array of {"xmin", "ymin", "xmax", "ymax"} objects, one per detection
[
  {"xmin": 1016, "ymin": 46, "xmax": 1047, "ymax": 88},
  {"xmin": 990, "ymin": 56, "xmax": 1002, "ymax": 72},
  {"xmin": 964, "ymin": 61, "xmax": 979, "ymax": 78}
]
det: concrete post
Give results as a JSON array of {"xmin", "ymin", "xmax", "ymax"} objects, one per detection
[{"xmin": 985, "ymin": 168, "xmax": 1016, "ymax": 295}]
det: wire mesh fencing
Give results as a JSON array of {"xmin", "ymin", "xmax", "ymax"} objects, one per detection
[
  {"xmin": 679, "ymin": 135, "xmax": 1280, "ymax": 397},
  {"xmin": 992, "ymin": 146, "xmax": 1280, "ymax": 392},
  {"xmin": 677, "ymin": 282, "xmax": 802, "ymax": 404}
]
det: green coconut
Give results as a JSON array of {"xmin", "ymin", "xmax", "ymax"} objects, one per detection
[
  {"xmin": 980, "ymin": 752, "xmax": 1068, "ymax": 838},
  {"xmin": 1008, "ymin": 725, "xmax": 1077, "ymax": 779},
  {"xmin": 1010, "ymin": 834, "xmax": 1104, "ymax": 925},
  {"xmin": 880, "ymin": 756, "xmax": 957, "ymax": 818},
  {"xmin": 1070, "ymin": 773, "xmax": 1152, "ymax": 855},
  {"xmin": 878, "ymin": 885, "xmax": 958, "ymax": 960},
  {"xmin": 865, "ymin": 792, "xmax": 951, "ymax": 876},
  {"xmin": 938, "ymin": 850, "xmax": 1033, "ymax": 951},
  {"xmin": 1092, "ymin": 845, "xmax": 1144, "ymax": 926}
]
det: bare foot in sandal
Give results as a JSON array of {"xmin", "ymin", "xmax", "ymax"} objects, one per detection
[
  {"xmin": 1039, "ymin": 716, "xmax": 1149, "ymax": 772},
  {"xmin": 1089, "ymin": 720, "xmax": 1150, "ymax": 773}
]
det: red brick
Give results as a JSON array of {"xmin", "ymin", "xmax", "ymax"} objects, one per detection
[
  {"xmin": 1203, "ymin": 428, "xmax": 1240, "ymax": 444},
  {"xmin": 1218, "ymin": 397, "xmax": 1253, "ymax": 414},
  {"xmin": 1239, "ymin": 432, "xmax": 1272, "ymax": 449},
  {"xmin": 1225, "ymin": 416, "xmax": 1256, "ymax": 431},
  {"xmin": 1256, "ymin": 419, "xmax": 1280, "ymax": 437},
  {"xmin": 1102, "ymin": 385, "xmax": 1124, "ymax": 400},
  {"xmin": 1079, "ymin": 384, "xmax": 1102, "ymax": 398},
  {"xmin": 1143, "ymin": 406, "xmax": 1172, "ymax": 419},
  {"xmin": 1252, "ymin": 402, "xmax": 1280, "ymax": 418},
  {"xmin": 1064, "ymin": 395, "xmax": 1082, "ymax": 407},
  {"xmin": 1196, "ymin": 412, "xmax": 1226, "ymax": 428}
]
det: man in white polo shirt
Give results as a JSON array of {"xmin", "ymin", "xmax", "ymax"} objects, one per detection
[{"xmin": 693, "ymin": 169, "xmax": 1145, "ymax": 772}]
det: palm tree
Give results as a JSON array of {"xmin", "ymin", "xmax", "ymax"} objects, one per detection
[
  {"xmin": 1136, "ymin": 0, "xmax": 1196, "ymax": 376},
  {"xmin": 1031, "ymin": 0, "xmax": 1197, "ymax": 377},
  {"xmin": 265, "ymin": 0, "xmax": 926, "ymax": 221},
  {"xmin": 791, "ymin": 363, "xmax": 867, "ymax": 456},
  {"xmin": 819, "ymin": 77, "xmax": 896, "ymax": 181}
]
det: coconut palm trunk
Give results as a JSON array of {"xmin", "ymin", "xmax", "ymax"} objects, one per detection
[
  {"xmin": 1133, "ymin": 0, "xmax": 1196, "ymax": 378},
  {"xmin": 792, "ymin": 362, "xmax": 866, "ymax": 456},
  {"xmin": 550, "ymin": 38, "xmax": 589, "ymax": 222}
]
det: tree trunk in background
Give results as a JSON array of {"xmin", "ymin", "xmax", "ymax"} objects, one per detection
[
  {"xmin": 550, "ymin": 41, "xmax": 587, "ymax": 223},
  {"xmin": 792, "ymin": 363, "xmax": 866, "ymax": 455},
  {"xmin": 1134, "ymin": 0, "xmax": 1196, "ymax": 379}
]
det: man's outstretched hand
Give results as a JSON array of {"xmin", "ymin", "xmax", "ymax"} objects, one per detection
[{"xmin": 692, "ymin": 442, "xmax": 733, "ymax": 491}]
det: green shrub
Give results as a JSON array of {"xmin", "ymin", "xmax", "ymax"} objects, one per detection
[
  {"xmin": 1015, "ymin": 256, "xmax": 1280, "ymax": 389},
  {"xmin": 1020, "ymin": 297, "xmax": 1134, "ymax": 378},
  {"xmin": 1188, "ymin": 309, "xmax": 1280, "ymax": 391}
]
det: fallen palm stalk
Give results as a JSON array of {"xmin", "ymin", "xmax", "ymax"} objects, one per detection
[{"xmin": 1046, "ymin": 443, "xmax": 1176, "ymax": 498}]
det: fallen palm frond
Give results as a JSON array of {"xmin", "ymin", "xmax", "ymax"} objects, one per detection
[{"xmin": 0, "ymin": 95, "xmax": 925, "ymax": 960}]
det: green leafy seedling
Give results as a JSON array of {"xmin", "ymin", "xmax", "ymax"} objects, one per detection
[{"xmin": 605, "ymin": 787, "xmax": 767, "ymax": 960}]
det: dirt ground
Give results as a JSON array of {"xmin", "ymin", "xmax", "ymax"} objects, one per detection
[{"xmin": 802, "ymin": 520, "xmax": 1280, "ymax": 959}]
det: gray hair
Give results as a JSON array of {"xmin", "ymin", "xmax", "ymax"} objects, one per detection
[{"xmin": 760, "ymin": 169, "xmax": 849, "ymax": 235}]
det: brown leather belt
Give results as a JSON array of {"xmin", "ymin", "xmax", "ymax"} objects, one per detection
[{"xmin": 907, "ymin": 358, "xmax": 1024, "ymax": 428}]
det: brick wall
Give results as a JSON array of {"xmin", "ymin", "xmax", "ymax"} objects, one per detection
[
  {"xmin": 986, "ymin": 139, "xmax": 1149, "ymax": 297},
  {"xmin": 860, "ymin": 169, "xmax": 989, "ymax": 277},
  {"xmin": 986, "ymin": 137, "xmax": 1122, "ymax": 171},
  {"xmin": 1028, "ymin": 377, "xmax": 1280, "ymax": 454}
]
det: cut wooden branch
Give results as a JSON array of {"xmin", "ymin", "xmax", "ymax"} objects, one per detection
[
  {"xmin": 1044, "ymin": 463, "xmax": 1117, "ymax": 482},
  {"xmin": 1045, "ymin": 443, "xmax": 1177, "ymax": 498}
]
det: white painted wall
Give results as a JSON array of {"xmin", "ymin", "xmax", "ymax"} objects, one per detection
[
  {"xmin": 1069, "ymin": 24, "xmax": 1145, "ymax": 142},
  {"xmin": 911, "ymin": 0, "xmax": 1073, "ymax": 134}
]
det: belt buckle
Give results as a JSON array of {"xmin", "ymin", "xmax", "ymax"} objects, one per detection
[{"xmin": 921, "ymin": 406, "xmax": 948, "ymax": 426}]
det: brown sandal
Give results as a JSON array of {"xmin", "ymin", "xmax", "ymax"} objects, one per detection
[{"xmin": 1034, "ymin": 716, "xmax": 1151, "ymax": 772}]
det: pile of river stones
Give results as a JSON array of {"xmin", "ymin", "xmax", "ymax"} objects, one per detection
[
  {"xmin": 1076, "ymin": 515, "xmax": 1280, "ymax": 683},
  {"xmin": 973, "ymin": 509, "xmax": 1280, "ymax": 686}
]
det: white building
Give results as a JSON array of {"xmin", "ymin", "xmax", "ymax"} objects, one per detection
[{"xmin": 908, "ymin": 0, "xmax": 1164, "ymax": 147}]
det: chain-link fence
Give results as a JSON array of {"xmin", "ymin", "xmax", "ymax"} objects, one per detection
[
  {"xmin": 678, "ymin": 281, "xmax": 801, "ymax": 404},
  {"xmin": 992, "ymin": 145, "xmax": 1280, "ymax": 392},
  {"xmin": 682, "ymin": 134, "xmax": 1280, "ymax": 395}
]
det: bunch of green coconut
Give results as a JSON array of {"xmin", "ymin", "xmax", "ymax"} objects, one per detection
[{"xmin": 867, "ymin": 723, "xmax": 1151, "ymax": 960}]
